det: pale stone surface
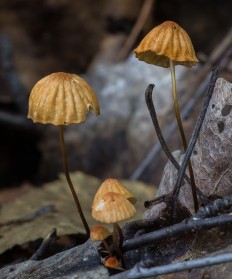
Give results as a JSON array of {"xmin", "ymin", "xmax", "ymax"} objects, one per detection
[{"xmin": 37, "ymin": 55, "xmax": 186, "ymax": 181}]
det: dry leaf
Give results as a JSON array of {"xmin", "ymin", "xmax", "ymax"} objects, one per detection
[
  {"xmin": 146, "ymin": 78, "xmax": 232, "ymax": 216},
  {"xmin": 192, "ymin": 78, "xmax": 232, "ymax": 197},
  {"xmin": 0, "ymin": 171, "xmax": 156, "ymax": 254}
]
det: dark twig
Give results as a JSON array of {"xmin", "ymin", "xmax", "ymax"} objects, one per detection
[
  {"xmin": 145, "ymin": 85, "xmax": 209, "ymax": 205},
  {"xmin": 194, "ymin": 193, "xmax": 232, "ymax": 220},
  {"xmin": 123, "ymin": 214, "xmax": 232, "ymax": 252},
  {"xmin": 144, "ymin": 194, "xmax": 170, "ymax": 208},
  {"xmin": 30, "ymin": 228, "xmax": 58, "ymax": 260},
  {"xmin": 173, "ymin": 67, "xmax": 218, "ymax": 200},
  {"xmin": 124, "ymin": 192, "xmax": 232, "ymax": 251},
  {"xmin": 111, "ymin": 252, "xmax": 232, "ymax": 279}
]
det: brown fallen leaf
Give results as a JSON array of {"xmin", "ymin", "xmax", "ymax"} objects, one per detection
[
  {"xmin": 0, "ymin": 171, "xmax": 156, "ymax": 254},
  {"xmin": 192, "ymin": 78, "xmax": 232, "ymax": 197},
  {"xmin": 145, "ymin": 78, "xmax": 232, "ymax": 217}
]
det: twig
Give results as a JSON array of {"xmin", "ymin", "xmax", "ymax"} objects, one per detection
[
  {"xmin": 118, "ymin": 0, "xmax": 155, "ymax": 61},
  {"xmin": 130, "ymin": 71, "xmax": 213, "ymax": 180},
  {"xmin": 123, "ymin": 214, "xmax": 232, "ymax": 252},
  {"xmin": 30, "ymin": 228, "xmax": 58, "ymax": 260},
  {"xmin": 207, "ymin": 27, "xmax": 232, "ymax": 67},
  {"xmin": 111, "ymin": 252, "xmax": 232, "ymax": 279},
  {"xmin": 194, "ymin": 193, "xmax": 232, "ymax": 220},
  {"xmin": 145, "ymin": 84, "xmax": 209, "ymax": 204},
  {"xmin": 127, "ymin": 193, "xmax": 232, "ymax": 239},
  {"xmin": 173, "ymin": 67, "xmax": 218, "ymax": 200},
  {"xmin": 0, "ymin": 240, "xmax": 100, "ymax": 277}
]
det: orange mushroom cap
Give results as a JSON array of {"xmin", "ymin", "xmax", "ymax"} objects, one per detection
[
  {"xmin": 92, "ymin": 192, "xmax": 136, "ymax": 223},
  {"xmin": 92, "ymin": 178, "xmax": 137, "ymax": 209},
  {"xmin": 105, "ymin": 257, "xmax": 119, "ymax": 268},
  {"xmin": 90, "ymin": 225, "xmax": 111, "ymax": 241},
  {"xmin": 28, "ymin": 72, "xmax": 100, "ymax": 125},
  {"xmin": 134, "ymin": 21, "xmax": 199, "ymax": 68}
]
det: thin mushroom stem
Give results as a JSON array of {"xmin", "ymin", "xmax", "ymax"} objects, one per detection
[
  {"xmin": 169, "ymin": 59, "xmax": 199, "ymax": 212},
  {"xmin": 115, "ymin": 222, "xmax": 124, "ymax": 248},
  {"xmin": 59, "ymin": 125, "xmax": 90, "ymax": 236},
  {"xmin": 113, "ymin": 223, "xmax": 126, "ymax": 268},
  {"xmin": 173, "ymin": 67, "xmax": 218, "ymax": 201}
]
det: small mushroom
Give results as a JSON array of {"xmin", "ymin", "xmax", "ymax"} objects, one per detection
[
  {"xmin": 28, "ymin": 72, "xmax": 100, "ymax": 125},
  {"xmin": 92, "ymin": 192, "xmax": 136, "ymax": 223},
  {"xmin": 92, "ymin": 192, "xmax": 136, "ymax": 268},
  {"xmin": 90, "ymin": 225, "xmax": 112, "ymax": 256},
  {"xmin": 134, "ymin": 21, "xmax": 199, "ymax": 211},
  {"xmin": 28, "ymin": 72, "xmax": 100, "ymax": 236},
  {"xmin": 104, "ymin": 257, "xmax": 119, "ymax": 268},
  {"xmin": 92, "ymin": 178, "xmax": 137, "ymax": 209},
  {"xmin": 134, "ymin": 21, "xmax": 198, "ymax": 68}
]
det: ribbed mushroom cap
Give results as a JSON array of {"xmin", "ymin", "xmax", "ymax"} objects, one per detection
[
  {"xmin": 90, "ymin": 225, "xmax": 111, "ymax": 241},
  {"xmin": 92, "ymin": 192, "xmax": 136, "ymax": 223},
  {"xmin": 105, "ymin": 257, "xmax": 119, "ymax": 268},
  {"xmin": 134, "ymin": 21, "xmax": 199, "ymax": 68},
  {"xmin": 28, "ymin": 72, "xmax": 100, "ymax": 125},
  {"xmin": 92, "ymin": 178, "xmax": 137, "ymax": 209}
]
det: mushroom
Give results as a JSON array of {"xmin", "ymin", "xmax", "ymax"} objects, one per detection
[
  {"xmin": 104, "ymin": 257, "xmax": 119, "ymax": 268},
  {"xmin": 90, "ymin": 225, "xmax": 112, "ymax": 256},
  {"xmin": 28, "ymin": 72, "xmax": 100, "ymax": 236},
  {"xmin": 92, "ymin": 192, "xmax": 136, "ymax": 268},
  {"xmin": 92, "ymin": 178, "xmax": 137, "ymax": 209},
  {"xmin": 134, "ymin": 21, "xmax": 199, "ymax": 211}
]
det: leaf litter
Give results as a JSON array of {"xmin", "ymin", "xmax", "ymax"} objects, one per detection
[{"xmin": 0, "ymin": 171, "xmax": 156, "ymax": 254}]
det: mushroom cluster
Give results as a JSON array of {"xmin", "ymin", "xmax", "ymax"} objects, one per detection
[
  {"xmin": 26, "ymin": 20, "xmax": 199, "ymax": 273},
  {"xmin": 91, "ymin": 178, "xmax": 137, "ymax": 268}
]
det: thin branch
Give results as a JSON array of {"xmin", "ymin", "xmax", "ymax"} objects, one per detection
[
  {"xmin": 118, "ymin": 0, "xmax": 155, "ymax": 61},
  {"xmin": 138, "ymin": 193, "xmax": 232, "ymax": 238},
  {"xmin": 145, "ymin": 85, "xmax": 209, "ymax": 204},
  {"xmin": 123, "ymin": 214, "xmax": 232, "ymax": 252},
  {"xmin": 111, "ymin": 252, "xmax": 232, "ymax": 279},
  {"xmin": 30, "ymin": 228, "xmax": 58, "ymax": 260},
  {"xmin": 195, "ymin": 193, "xmax": 232, "ymax": 220},
  {"xmin": 173, "ymin": 67, "xmax": 218, "ymax": 200}
]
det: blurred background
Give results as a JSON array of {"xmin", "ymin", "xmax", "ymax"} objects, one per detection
[{"xmin": 0, "ymin": 0, "xmax": 231, "ymax": 190}]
